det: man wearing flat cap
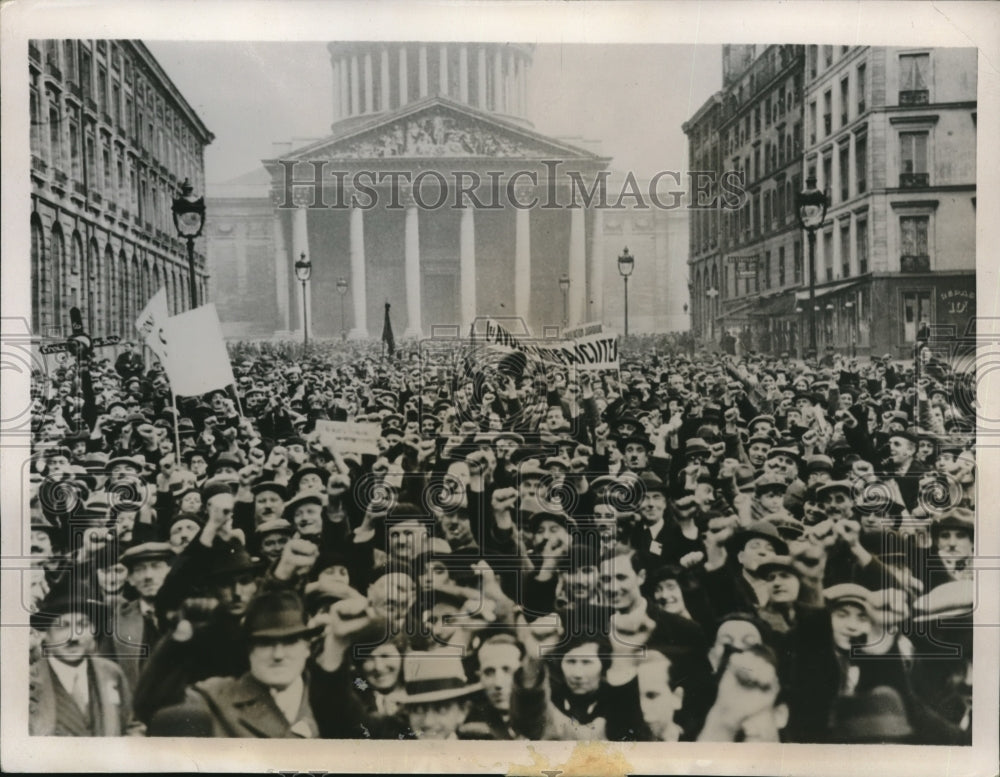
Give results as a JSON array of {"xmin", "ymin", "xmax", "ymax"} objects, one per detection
[{"xmin": 878, "ymin": 428, "xmax": 929, "ymax": 512}]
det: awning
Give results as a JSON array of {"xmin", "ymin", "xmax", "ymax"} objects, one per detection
[
  {"xmin": 749, "ymin": 294, "xmax": 797, "ymax": 317},
  {"xmin": 714, "ymin": 300, "xmax": 757, "ymax": 322},
  {"xmin": 794, "ymin": 280, "xmax": 862, "ymax": 303}
]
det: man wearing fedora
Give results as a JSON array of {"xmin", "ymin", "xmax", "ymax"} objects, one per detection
[
  {"xmin": 30, "ymin": 588, "xmax": 140, "ymax": 736},
  {"xmin": 149, "ymin": 590, "xmax": 323, "ymax": 737}
]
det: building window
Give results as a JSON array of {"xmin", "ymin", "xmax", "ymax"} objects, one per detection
[
  {"xmin": 754, "ymin": 107, "xmax": 761, "ymax": 135},
  {"xmin": 902, "ymin": 291, "xmax": 932, "ymax": 342},
  {"xmin": 823, "ymin": 230, "xmax": 834, "ymax": 281},
  {"xmin": 809, "ymin": 101, "xmax": 817, "ymax": 144},
  {"xmin": 856, "ymin": 135, "xmax": 867, "ymax": 193},
  {"xmin": 840, "ymin": 222, "xmax": 851, "ymax": 278},
  {"xmin": 839, "ymin": 145, "xmax": 850, "ymax": 202},
  {"xmin": 98, "ymin": 65, "xmax": 108, "ymax": 114},
  {"xmin": 857, "ymin": 218, "xmax": 869, "ymax": 274},
  {"xmin": 899, "ymin": 53, "xmax": 929, "ymax": 105},
  {"xmin": 112, "ymin": 83, "xmax": 121, "ymax": 126},
  {"xmin": 900, "ymin": 132, "xmax": 929, "ymax": 187},
  {"xmin": 823, "ymin": 90, "xmax": 832, "ymax": 136},
  {"xmin": 809, "ymin": 46, "xmax": 817, "ymax": 78},
  {"xmin": 840, "ymin": 77, "xmax": 849, "ymax": 126},
  {"xmin": 80, "ymin": 47, "xmax": 92, "ymax": 99},
  {"xmin": 62, "ymin": 40, "xmax": 76, "ymax": 82},
  {"xmin": 778, "ymin": 246, "xmax": 786, "ymax": 286},
  {"xmin": 824, "ymin": 45, "xmax": 833, "ymax": 68},
  {"xmin": 763, "ymin": 250, "xmax": 771, "ymax": 290},
  {"xmin": 900, "ymin": 215, "xmax": 930, "ymax": 271},
  {"xmin": 69, "ymin": 120, "xmax": 81, "ymax": 180},
  {"xmin": 822, "ymin": 154, "xmax": 832, "ymax": 196},
  {"xmin": 857, "ymin": 63, "xmax": 866, "ymax": 112},
  {"xmin": 793, "ymin": 241, "xmax": 803, "ymax": 283}
]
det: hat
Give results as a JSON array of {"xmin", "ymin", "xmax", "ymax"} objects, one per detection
[
  {"xmin": 204, "ymin": 545, "xmax": 266, "ymax": 582},
  {"xmin": 241, "ymin": 590, "xmax": 323, "ymax": 642},
  {"xmin": 256, "ymin": 518, "xmax": 294, "ymax": 537},
  {"xmin": 287, "ymin": 466, "xmax": 330, "ymax": 495},
  {"xmin": 251, "ymin": 481, "xmax": 288, "ymax": 500},
  {"xmin": 527, "ymin": 511, "xmax": 574, "ymax": 535},
  {"xmin": 177, "ymin": 418, "xmax": 197, "ymax": 436},
  {"xmin": 824, "ymin": 583, "xmax": 875, "ymax": 615},
  {"xmin": 805, "ymin": 454, "xmax": 834, "ymax": 473},
  {"xmin": 754, "ymin": 473, "xmax": 788, "ymax": 494},
  {"xmin": 684, "ymin": 438, "xmax": 710, "ymax": 458},
  {"xmin": 757, "ymin": 554, "xmax": 800, "ymax": 579},
  {"xmin": 119, "ymin": 541, "xmax": 174, "ymax": 569},
  {"xmin": 201, "ymin": 479, "xmax": 236, "ymax": 504},
  {"xmin": 614, "ymin": 415, "xmax": 641, "ymax": 431},
  {"xmin": 105, "ymin": 455, "xmax": 145, "ymax": 473},
  {"xmin": 30, "ymin": 585, "xmax": 105, "ymax": 631},
  {"xmin": 638, "ymin": 471, "xmax": 669, "ymax": 495},
  {"xmin": 209, "ymin": 453, "xmax": 242, "ymax": 476},
  {"xmin": 398, "ymin": 651, "xmax": 483, "ymax": 705},
  {"xmin": 887, "ymin": 429, "xmax": 918, "ymax": 445},
  {"xmin": 734, "ymin": 465, "xmax": 757, "ymax": 492},
  {"xmin": 282, "ymin": 492, "xmax": 324, "ymax": 522},
  {"xmin": 618, "ymin": 434, "xmax": 654, "ymax": 453},
  {"xmin": 829, "ymin": 686, "xmax": 914, "ymax": 742},
  {"xmin": 815, "ymin": 479, "xmax": 853, "ymax": 500},
  {"xmin": 931, "ymin": 507, "xmax": 974, "ymax": 538},
  {"xmin": 728, "ymin": 520, "xmax": 789, "ymax": 556},
  {"xmin": 746, "ymin": 432, "xmax": 774, "ymax": 448},
  {"xmin": 169, "ymin": 511, "xmax": 205, "ymax": 530},
  {"xmin": 766, "ymin": 446, "xmax": 802, "ymax": 463},
  {"xmin": 493, "ymin": 431, "xmax": 524, "ymax": 447},
  {"xmin": 768, "ymin": 516, "xmax": 806, "ymax": 542}
]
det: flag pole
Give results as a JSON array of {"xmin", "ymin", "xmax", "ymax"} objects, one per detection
[
  {"xmin": 231, "ymin": 383, "xmax": 246, "ymax": 418},
  {"xmin": 171, "ymin": 389, "xmax": 182, "ymax": 461}
]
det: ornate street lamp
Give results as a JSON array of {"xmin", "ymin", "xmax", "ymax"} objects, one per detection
[
  {"xmin": 294, "ymin": 252, "xmax": 312, "ymax": 347},
  {"xmin": 171, "ymin": 178, "xmax": 206, "ymax": 310},
  {"xmin": 706, "ymin": 286, "xmax": 720, "ymax": 344},
  {"xmin": 617, "ymin": 247, "xmax": 635, "ymax": 337},
  {"xmin": 336, "ymin": 276, "xmax": 349, "ymax": 341},
  {"xmin": 796, "ymin": 174, "xmax": 829, "ymax": 357},
  {"xmin": 559, "ymin": 273, "xmax": 570, "ymax": 327}
]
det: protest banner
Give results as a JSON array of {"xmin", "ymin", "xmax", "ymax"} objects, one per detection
[
  {"xmin": 160, "ymin": 303, "xmax": 235, "ymax": 397},
  {"xmin": 481, "ymin": 318, "xmax": 619, "ymax": 370},
  {"xmin": 135, "ymin": 287, "xmax": 170, "ymax": 363},
  {"xmin": 314, "ymin": 419, "xmax": 382, "ymax": 455}
]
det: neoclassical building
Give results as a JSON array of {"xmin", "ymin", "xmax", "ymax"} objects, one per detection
[{"xmin": 207, "ymin": 42, "xmax": 689, "ymax": 340}]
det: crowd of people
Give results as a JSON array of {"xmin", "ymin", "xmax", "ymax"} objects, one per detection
[{"xmin": 26, "ymin": 331, "xmax": 976, "ymax": 743}]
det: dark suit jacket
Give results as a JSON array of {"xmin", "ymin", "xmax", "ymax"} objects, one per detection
[
  {"xmin": 103, "ymin": 599, "xmax": 157, "ymax": 693},
  {"xmin": 29, "ymin": 656, "xmax": 138, "ymax": 736},
  {"xmin": 159, "ymin": 672, "xmax": 318, "ymax": 738}
]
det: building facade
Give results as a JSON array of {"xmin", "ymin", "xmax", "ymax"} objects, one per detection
[
  {"xmin": 684, "ymin": 44, "xmax": 977, "ymax": 358},
  {"xmin": 29, "ymin": 39, "xmax": 213, "ymax": 344},
  {"xmin": 207, "ymin": 42, "xmax": 688, "ymax": 341}
]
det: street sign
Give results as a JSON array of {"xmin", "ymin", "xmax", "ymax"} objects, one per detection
[
  {"xmin": 727, "ymin": 254, "xmax": 759, "ymax": 279},
  {"xmin": 40, "ymin": 335, "xmax": 120, "ymax": 355}
]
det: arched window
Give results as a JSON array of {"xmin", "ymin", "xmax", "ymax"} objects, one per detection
[
  {"xmin": 88, "ymin": 238, "xmax": 100, "ymax": 332},
  {"xmin": 104, "ymin": 244, "xmax": 115, "ymax": 334},
  {"xmin": 119, "ymin": 250, "xmax": 129, "ymax": 334},
  {"xmin": 31, "ymin": 217, "xmax": 45, "ymax": 333},
  {"xmin": 141, "ymin": 258, "xmax": 151, "ymax": 307},
  {"xmin": 131, "ymin": 255, "xmax": 140, "ymax": 329},
  {"xmin": 50, "ymin": 226, "xmax": 65, "ymax": 334}
]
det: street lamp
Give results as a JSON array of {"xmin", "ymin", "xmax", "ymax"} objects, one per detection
[
  {"xmin": 558, "ymin": 273, "xmax": 570, "ymax": 327},
  {"xmin": 705, "ymin": 286, "xmax": 720, "ymax": 344},
  {"xmin": 617, "ymin": 247, "xmax": 635, "ymax": 337},
  {"xmin": 845, "ymin": 299, "xmax": 856, "ymax": 358},
  {"xmin": 336, "ymin": 276, "xmax": 349, "ymax": 341},
  {"xmin": 171, "ymin": 178, "xmax": 206, "ymax": 310},
  {"xmin": 294, "ymin": 252, "xmax": 312, "ymax": 347},
  {"xmin": 796, "ymin": 174, "xmax": 829, "ymax": 358}
]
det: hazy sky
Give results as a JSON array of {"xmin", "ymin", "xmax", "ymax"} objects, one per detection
[{"xmin": 146, "ymin": 41, "xmax": 722, "ymax": 184}]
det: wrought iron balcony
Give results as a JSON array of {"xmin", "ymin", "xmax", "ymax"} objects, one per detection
[
  {"xmin": 900, "ymin": 172, "xmax": 929, "ymax": 189},
  {"xmin": 899, "ymin": 89, "xmax": 929, "ymax": 106},
  {"xmin": 900, "ymin": 254, "xmax": 930, "ymax": 273}
]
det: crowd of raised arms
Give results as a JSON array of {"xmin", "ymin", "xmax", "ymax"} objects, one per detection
[{"xmin": 26, "ymin": 333, "xmax": 975, "ymax": 743}]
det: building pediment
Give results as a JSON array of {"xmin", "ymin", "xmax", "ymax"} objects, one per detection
[{"xmin": 273, "ymin": 97, "xmax": 606, "ymax": 163}]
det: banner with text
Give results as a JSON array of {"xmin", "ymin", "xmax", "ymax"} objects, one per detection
[
  {"xmin": 314, "ymin": 419, "xmax": 382, "ymax": 456},
  {"xmin": 482, "ymin": 319, "xmax": 619, "ymax": 370},
  {"xmin": 161, "ymin": 304, "xmax": 236, "ymax": 397},
  {"xmin": 134, "ymin": 287, "xmax": 169, "ymax": 363}
]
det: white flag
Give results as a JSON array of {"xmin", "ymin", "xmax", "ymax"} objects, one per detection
[
  {"xmin": 161, "ymin": 304, "xmax": 235, "ymax": 397},
  {"xmin": 134, "ymin": 287, "xmax": 169, "ymax": 363}
]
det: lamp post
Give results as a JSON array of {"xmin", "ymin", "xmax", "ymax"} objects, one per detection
[
  {"xmin": 336, "ymin": 276, "xmax": 348, "ymax": 341},
  {"xmin": 617, "ymin": 247, "xmax": 634, "ymax": 337},
  {"xmin": 796, "ymin": 174, "xmax": 829, "ymax": 358},
  {"xmin": 706, "ymin": 286, "xmax": 720, "ymax": 344},
  {"xmin": 294, "ymin": 252, "xmax": 312, "ymax": 347},
  {"xmin": 171, "ymin": 178, "xmax": 206, "ymax": 310},
  {"xmin": 845, "ymin": 298, "xmax": 856, "ymax": 358},
  {"xmin": 558, "ymin": 273, "xmax": 570, "ymax": 327}
]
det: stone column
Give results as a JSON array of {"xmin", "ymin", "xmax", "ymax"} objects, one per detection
[
  {"xmin": 515, "ymin": 202, "xmax": 531, "ymax": 321},
  {"xmin": 331, "ymin": 59, "xmax": 341, "ymax": 123},
  {"xmin": 399, "ymin": 46, "xmax": 409, "ymax": 107},
  {"xmin": 460, "ymin": 207, "xmax": 476, "ymax": 329},
  {"xmin": 589, "ymin": 206, "xmax": 604, "ymax": 323},
  {"xmin": 459, "ymin": 45, "xmax": 469, "ymax": 103},
  {"xmin": 418, "ymin": 45, "xmax": 428, "ymax": 98},
  {"xmin": 477, "ymin": 48, "xmax": 487, "ymax": 109},
  {"xmin": 340, "ymin": 56, "xmax": 350, "ymax": 118},
  {"xmin": 381, "ymin": 48, "xmax": 391, "ymax": 111},
  {"xmin": 364, "ymin": 52, "xmax": 374, "ymax": 113},
  {"xmin": 568, "ymin": 204, "xmax": 586, "ymax": 325},
  {"xmin": 404, "ymin": 199, "xmax": 422, "ymax": 337},
  {"xmin": 292, "ymin": 206, "xmax": 312, "ymax": 339},
  {"xmin": 273, "ymin": 209, "xmax": 290, "ymax": 332},
  {"xmin": 439, "ymin": 45, "xmax": 449, "ymax": 96},
  {"xmin": 507, "ymin": 49, "xmax": 515, "ymax": 115},
  {"xmin": 493, "ymin": 47, "xmax": 504, "ymax": 112},
  {"xmin": 847, "ymin": 135, "xmax": 857, "ymax": 198},
  {"xmin": 348, "ymin": 204, "xmax": 369, "ymax": 338},
  {"xmin": 350, "ymin": 55, "xmax": 360, "ymax": 116}
]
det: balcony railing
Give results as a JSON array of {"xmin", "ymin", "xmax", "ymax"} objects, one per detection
[
  {"xmin": 900, "ymin": 172, "xmax": 929, "ymax": 189},
  {"xmin": 900, "ymin": 90, "xmax": 929, "ymax": 106},
  {"xmin": 72, "ymin": 180, "xmax": 86, "ymax": 196},
  {"xmin": 900, "ymin": 254, "xmax": 930, "ymax": 273},
  {"xmin": 31, "ymin": 155, "xmax": 48, "ymax": 174},
  {"xmin": 29, "ymin": 42, "xmax": 41, "ymax": 62},
  {"xmin": 67, "ymin": 81, "xmax": 81, "ymax": 99},
  {"xmin": 45, "ymin": 59, "xmax": 61, "ymax": 79},
  {"xmin": 53, "ymin": 169, "xmax": 68, "ymax": 185}
]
